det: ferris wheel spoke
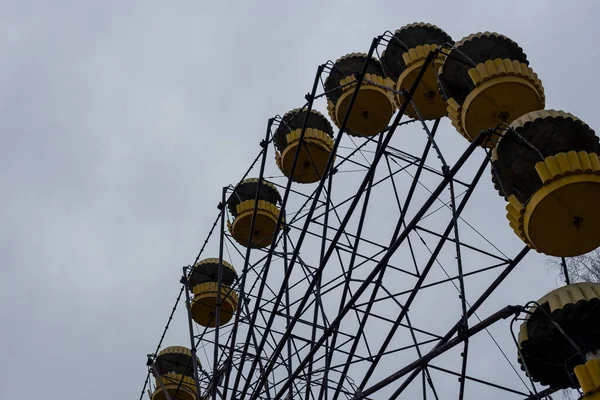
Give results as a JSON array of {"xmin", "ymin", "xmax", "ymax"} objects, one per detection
[
  {"xmin": 354, "ymin": 152, "xmax": 489, "ymax": 391},
  {"xmin": 269, "ymin": 130, "xmax": 487, "ymax": 400},
  {"xmin": 139, "ymin": 25, "xmax": 596, "ymax": 400},
  {"xmin": 383, "ymin": 245, "xmax": 531, "ymax": 398}
]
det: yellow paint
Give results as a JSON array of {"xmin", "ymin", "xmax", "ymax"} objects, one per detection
[
  {"xmin": 228, "ymin": 200, "xmax": 281, "ymax": 248},
  {"xmin": 535, "ymin": 151, "xmax": 600, "ymax": 185},
  {"xmin": 328, "ymin": 73, "xmax": 395, "ymax": 137},
  {"xmin": 152, "ymin": 373, "xmax": 196, "ymax": 400},
  {"xmin": 193, "ymin": 258, "xmax": 236, "ymax": 274},
  {"xmin": 191, "ymin": 282, "xmax": 238, "ymax": 327},
  {"xmin": 227, "ymin": 200, "xmax": 279, "ymax": 247},
  {"xmin": 505, "ymin": 151, "xmax": 600, "ymax": 256},
  {"xmin": 524, "ymin": 172, "xmax": 600, "ymax": 256},
  {"xmin": 519, "ymin": 283, "xmax": 600, "ymax": 345},
  {"xmin": 517, "ymin": 283, "xmax": 600, "ymax": 388},
  {"xmin": 505, "ymin": 109, "xmax": 585, "ymax": 131},
  {"xmin": 396, "ymin": 45, "xmax": 447, "ymax": 120},
  {"xmin": 158, "ymin": 346, "xmax": 193, "ymax": 357},
  {"xmin": 576, "ymin": 360, "xmax": 600, "ymax": 399},
  {"xmin": 275, "ymin": 128, "xmax": 334, "ymax": 184},
  {"xmin": 447, "ymin": 58, "xmax": 545, "ymax": 148}
]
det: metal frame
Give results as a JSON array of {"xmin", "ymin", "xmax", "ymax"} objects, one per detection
[{"xmin": 137, "ymin": 34, "xmax": 557, "ymax": 400}]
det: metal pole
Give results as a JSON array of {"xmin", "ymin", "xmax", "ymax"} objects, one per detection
[
  {"xmin": 524, "ymin": 387, "xmax": 558, "ymax": 399},
  {"xmin": 352, "ymin": 305, "xmax": 522, "ymax": 399},
  {"xmin": 447, "ymin": 171, "xmax": 469, "ymax": 400},
  {"xmin": 212, "ymin": 186, "xmax": 227, "ymax": 399},
  {"xmin": 250, "ymin": 43, "xmax": 441, "ymax": 400},
  {"xmin": 270, "ymin": 129, "xmax": 487, "ymax": 400},
  {"xmin": 329, "ymin": 134, "xmax": 384, "ymax": 400},
  {"xmin": 334, "ymin": 120, "xmax": 440, "ymax": 399},
  {"xmin": 232, "ymin": 63, "xmax": 326, "ymax": 398},
  {"xmin": 221, "ymin": 117, "xmax": 275, "ymax": 400},
  {"xmin": 356, "ymin": 146, "xmax": 490, "ymax": 391},
  {"xmin": 282, "ymin": 217, "xmax": 293, "ymax": 400},
  {"xmin": 311, "ymin": 173, "xmax": 333, "ymax": 400},
  {"xmin": 389, "ymin": 245, "xmax": 531, "ymax": 396},
  {"xmin": 151, "ymin": 363, "xmax": 174, "ymax": 400},
  {"xmin": 561, "ymin": 257, "xmax": 571, "ymax": 285},
  {"xmin": 138, "ymin": 213, "xmax": 222, "ymax": 400},
  {"xmin": 182, "ymin": 267, "xmax": 204, "ymax": 398}
]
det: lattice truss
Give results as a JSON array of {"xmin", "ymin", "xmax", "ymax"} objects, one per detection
[{"xmin": 140, "ymin": 26, "xmax": 600, "ymax": 400}]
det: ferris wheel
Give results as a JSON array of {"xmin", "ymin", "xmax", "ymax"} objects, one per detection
[{"xmin": 139, "ymin": 23, "xmax": 600, "ymax": 400}]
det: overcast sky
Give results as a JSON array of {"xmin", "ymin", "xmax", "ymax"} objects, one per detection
[{"xmin": 2, "ymin": 1, "xmax": 599, "ymax": 399}]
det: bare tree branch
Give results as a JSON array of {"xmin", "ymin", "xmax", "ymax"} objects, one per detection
[{"xmin": 545, "ymin": 249, "xmax": 600, "ymax": 285}]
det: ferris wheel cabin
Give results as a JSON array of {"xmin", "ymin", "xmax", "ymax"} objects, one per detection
[
  {"xmin": 151, "ymin": 346, "xmax": 199, "ymax": 400},
  {"xmin": 226, "ymin": 178, "xmax": 282, "ymax": 248},
  {"xmin": 189, "ymin": 258, "xmax": 239, "ymax": 327},
  {"xmin": 518, "ymin": 283, "xmax": 600, "ymax": 390},
  {"xmin": 493, "ymin": 110, "xmax": 600, "ymax": 257},
  {"xmin": 439, "ymin": 32, "xmax": 545, "ymax": 148},
  {"xmin": 274, "ymin": 108, "xmax": 335, "ymax": 183},
  {"xmin": 325, "ymin": 53, "xmax": 396, "ymax": 137},
  {"xmin": 381, "ymin": 22, "xmax": 453, "ymax": 120}
]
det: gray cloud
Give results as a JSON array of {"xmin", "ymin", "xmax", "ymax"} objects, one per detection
[{"xmin": 1, "ymin": 0, "xmax": 598, "ymax": 398}]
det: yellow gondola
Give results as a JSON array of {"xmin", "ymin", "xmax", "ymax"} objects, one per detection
[
  {"xmin": 324, "ymin": 53, "xmax": 395, "ymax": 137},
  {"xmin": 439, "ymin": 32, "xmax": 545, "ymax": 147},
  {"xmin": 518, "ymin": 283, "xmax": 600, "ymax": 389},
  {"xmin": 381, "ymin": 22, "xmax": 453, "ymax": 120},
  {"xmin": 226, "ymin": 178, "xmax": 282, "ymax": 248},
  {"xmin": 189, "ymin": 258, "xmax": 238, "ymax": 327},
  {"xmin": 274, "ymin": 108, "xmax": 335, "ymax": 183},
  {"xmin": 493, "ymin": 110, "xmax": 600, "ymax": 256},
  {"xmin": 151, "ymin": 346, "xmax": 199, "ymax": 400}
]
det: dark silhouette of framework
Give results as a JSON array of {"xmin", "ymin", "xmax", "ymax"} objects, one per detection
[{"xmin": 139, "ymin": 33, "xmax": 562, "ymax": 400}]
